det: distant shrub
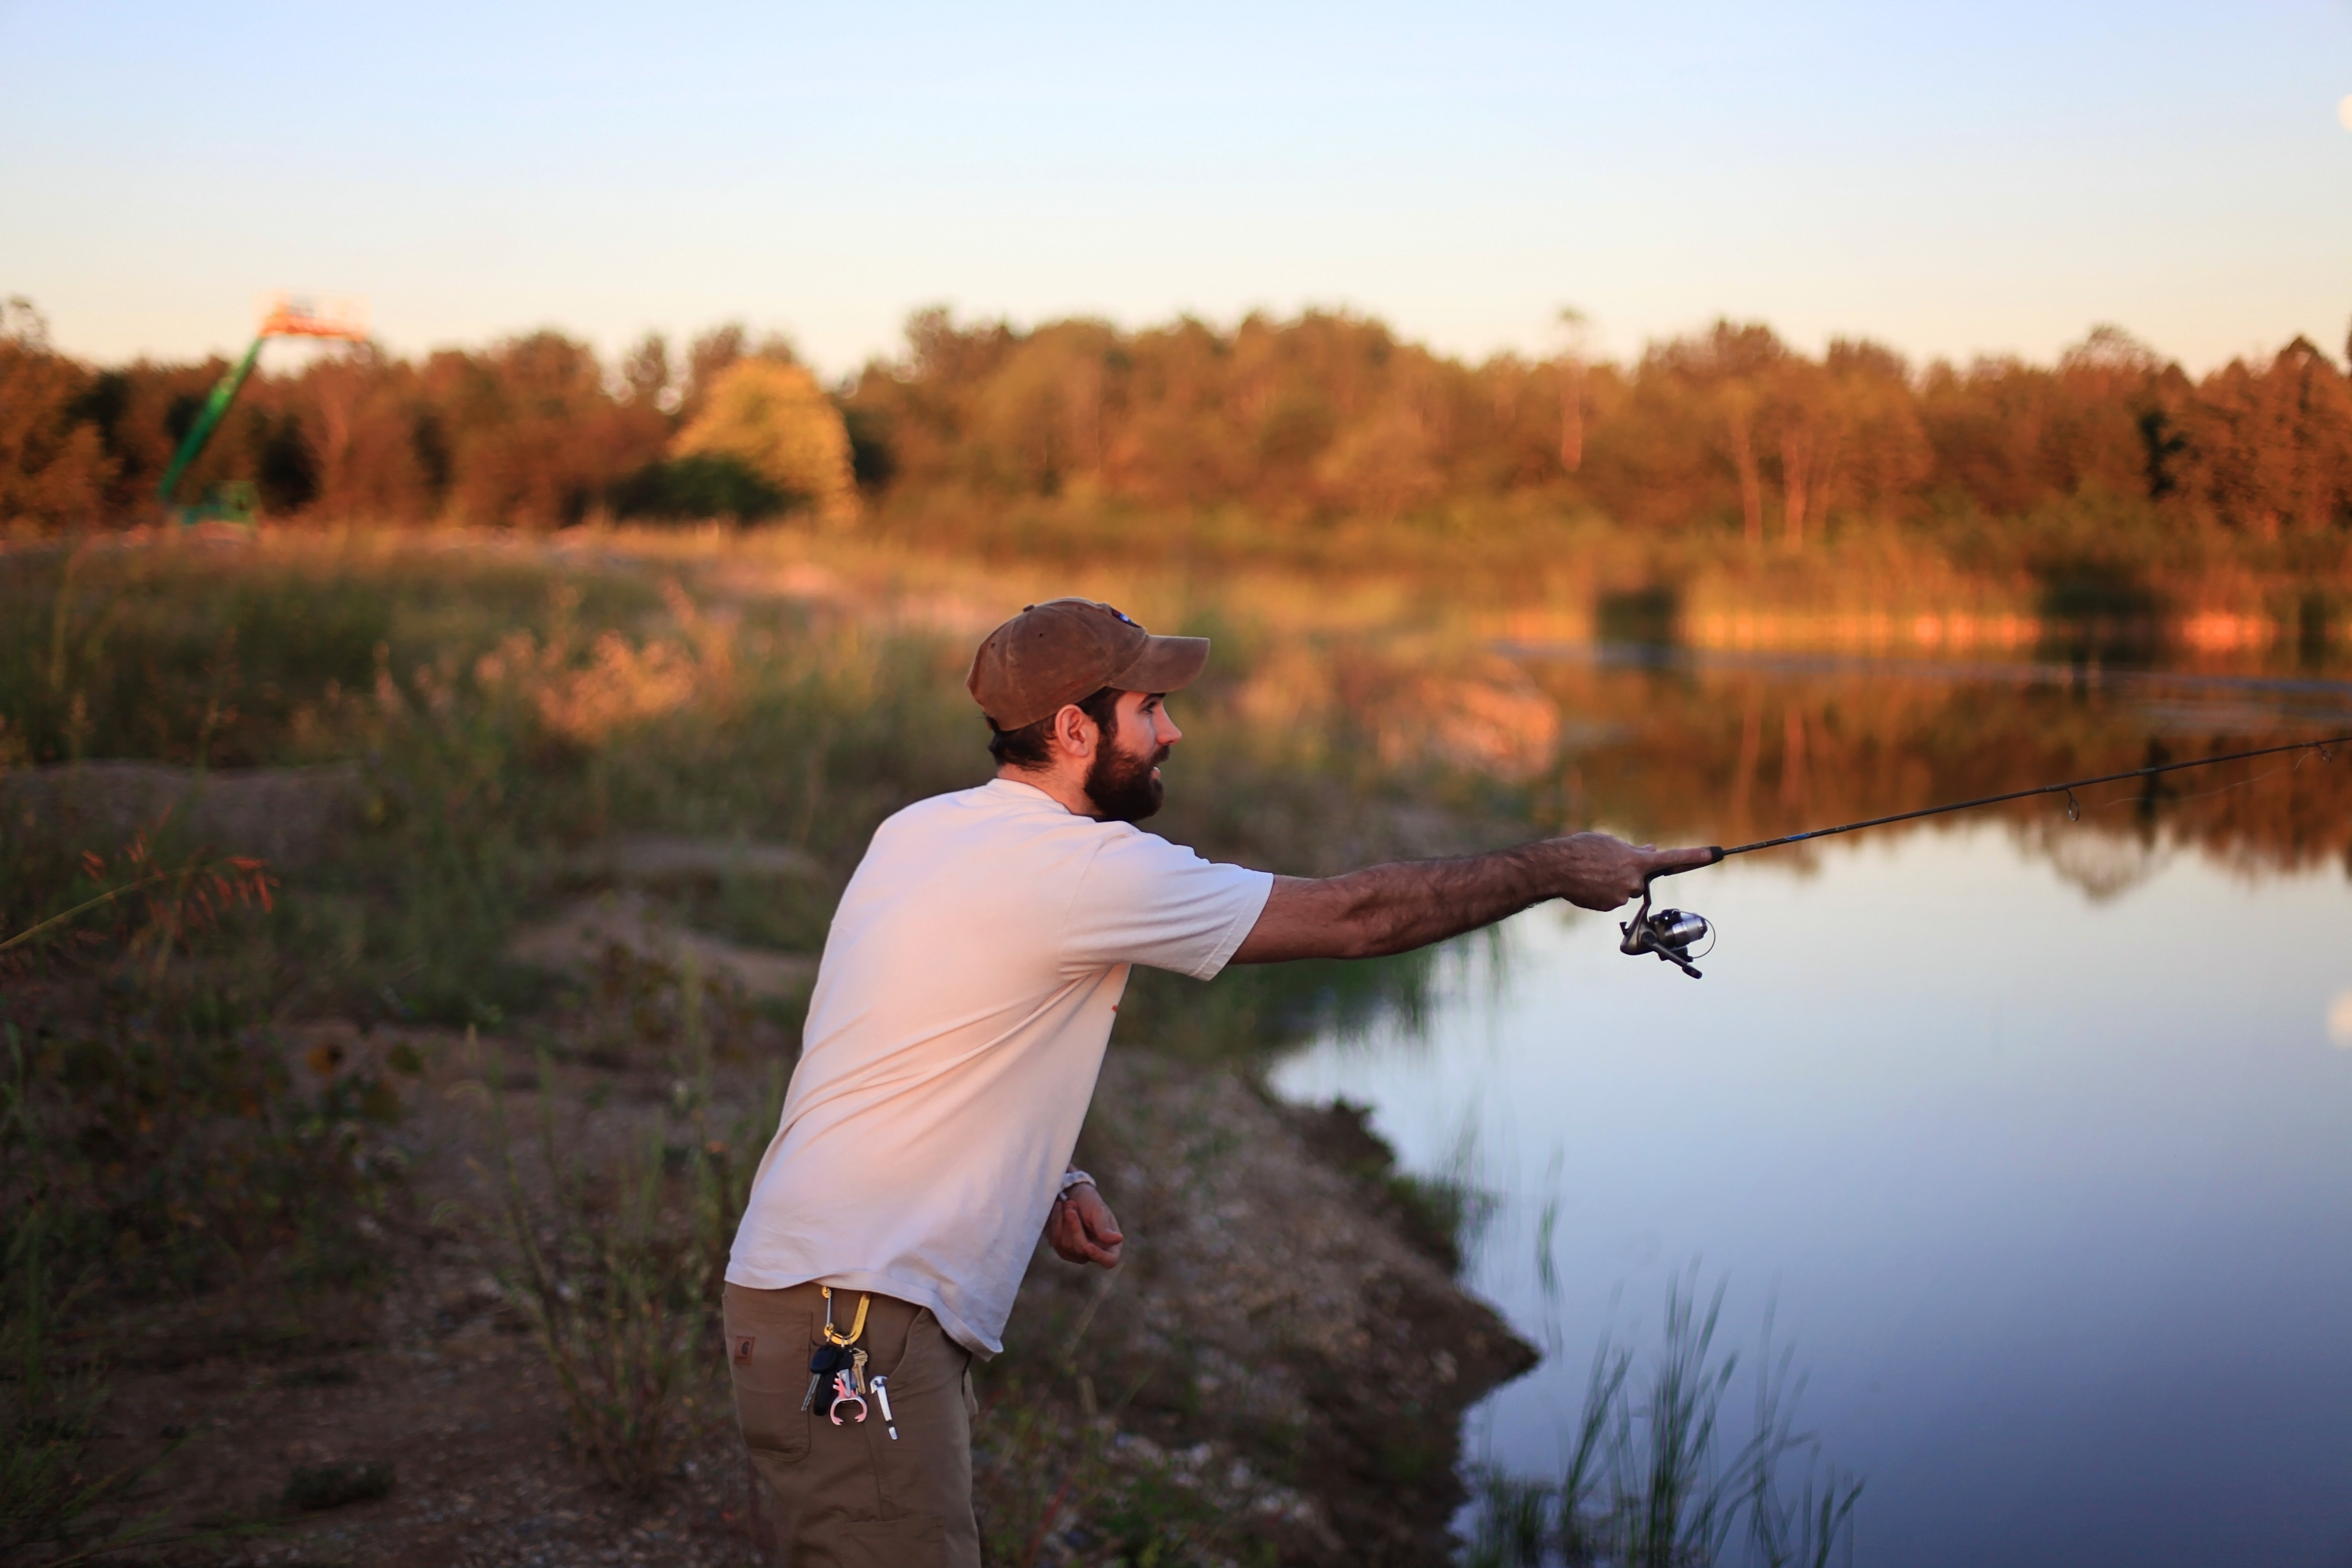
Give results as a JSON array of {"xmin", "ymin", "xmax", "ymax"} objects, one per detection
[
  {"xmin": 672, "ymin": 358, "xmax": 857, "ymax": 524},
  {"xmin": 608, "ymin": 452, "xmax": 792, "ymax": 523}
]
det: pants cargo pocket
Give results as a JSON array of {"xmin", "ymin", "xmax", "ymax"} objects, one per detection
[
  {"xmin": 724, "ymin": 1286, "xmax": 811, "ymax": 1462},
  {"xmin": 837, "ymin": 1512, "xmax": 949, "ymax": 1568}
]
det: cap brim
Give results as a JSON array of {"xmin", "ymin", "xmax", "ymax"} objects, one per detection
[{"xmin": 1109, "ymin": 634, "xmax": 1210, "ymax": 694}]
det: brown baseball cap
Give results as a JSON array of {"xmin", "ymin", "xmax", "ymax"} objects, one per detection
[{"xmin": 967, "ymin": 598, "xmax": 1210, "ymax": 730}]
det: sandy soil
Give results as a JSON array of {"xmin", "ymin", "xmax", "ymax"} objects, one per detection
[{"xmin": 68, "ymin": 1028, "xmax": 1530, "ymax": 1568}]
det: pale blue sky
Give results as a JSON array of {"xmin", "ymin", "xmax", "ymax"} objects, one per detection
[{"xmin": 5, "ymin": 0, "xmax": 2349, "ymax": 377}]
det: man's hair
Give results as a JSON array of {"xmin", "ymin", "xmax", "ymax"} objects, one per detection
[{"xmin": 988, "ymin": 686, "xmax": 1121, "ymax": 769}]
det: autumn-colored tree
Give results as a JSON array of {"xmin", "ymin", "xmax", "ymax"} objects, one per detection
[
  {"xmin": 5, "ymin": 296, "xmax": 2349, "ymax": 565},
  {"xmin": 418, "ymin": 332, "xmax": 666, "ymax": 526},
  {"xmin": 673, "ymin": 358, "xmax": 856, "ymax": 522},
  {"xmin": 2175, "ymin": 338, "xmax": 2352, "ymax": 538},
  {"xmin": 0, "ymin": 299, "xmax": 114, "ymax": 526}
]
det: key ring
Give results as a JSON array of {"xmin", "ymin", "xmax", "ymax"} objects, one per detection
[{"xmin": 828, "ymin": 1369, "xmax": 867, "ymax": 1426}]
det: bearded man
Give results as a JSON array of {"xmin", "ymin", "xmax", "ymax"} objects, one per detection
[{"xmin": 723, "ymin": 598, "xmax": 1711, "ymax": 1563}]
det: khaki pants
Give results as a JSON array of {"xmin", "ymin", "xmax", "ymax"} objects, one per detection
[{"xmin": 724, "ymin": 1282, "xmax": 982, "ymax": 1568}]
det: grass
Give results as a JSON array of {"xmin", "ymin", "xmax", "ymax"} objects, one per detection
[
  {"xmin": 475, "ymin": 954, "xmax": 786, "ymax": 1500},
  {"xmin": 0, "ymin": 525, "xmax": 1514, "ymax": 1560},
  {"xmin": 1462, "ymin": 1270, "xmax": 1862, "ymax": 1568},
  {"xmin": 0, "ymin": 892, "xmax": 365, "ymax": 1560},
  {"xmin": 0, "ymin": 1207, "xmax": 125, "ymax": 1558}
]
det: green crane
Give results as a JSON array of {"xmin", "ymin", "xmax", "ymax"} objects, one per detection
[{"xmin": 155, "ymin": 297, "xmax": 367, "ymax": 524}]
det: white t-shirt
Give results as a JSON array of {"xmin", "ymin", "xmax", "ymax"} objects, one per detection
[{"xmin": 726, "ymin": 777, "xmax": 1274, "ymax": 1355}]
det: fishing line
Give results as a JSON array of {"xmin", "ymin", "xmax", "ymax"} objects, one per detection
[
  {"xmin": 1712, "ymin": 732, "xmax": 2352, "ymax": 859},
  {"xmin": 2091, "ymin": 756, "xmax": 2301, "ymax": 812},
  {"xmin": 1615, "ymin": 731, "xmax": 2352, "ymax": 980}
]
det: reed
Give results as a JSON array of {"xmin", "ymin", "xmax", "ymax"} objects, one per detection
[{"xmin": 1462, "ymin": 1268, "xmax": 1862, "ymax": 1568}]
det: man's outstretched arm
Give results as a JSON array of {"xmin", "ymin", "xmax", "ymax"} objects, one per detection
[{"xmin": 1230, "ymin": 833, "xmax": 1719, "ymax": 964}]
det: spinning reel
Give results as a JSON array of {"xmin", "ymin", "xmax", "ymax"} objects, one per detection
[{"xmin": 1618, "ymin": 881, "xmax": 1714, "ymax": 979}]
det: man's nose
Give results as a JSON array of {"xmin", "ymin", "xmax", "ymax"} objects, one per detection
[{"xmin": 1155, "ymin": 711, "xmax": 1182, "ymax": 745}]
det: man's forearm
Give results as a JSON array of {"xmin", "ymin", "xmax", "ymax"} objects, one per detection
[
  {"xmin": 1266, "ymin": 853, "xmax": 1550, "ymax": 961},
  {"xmin": 1230, "ymin": 833, "xmax": 1717, "ymax": 965}
]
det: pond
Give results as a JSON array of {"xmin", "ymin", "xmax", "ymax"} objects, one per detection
[{"xmin": 1269, "ymin": 647, "xmax": 2352, "ymax": 1567}]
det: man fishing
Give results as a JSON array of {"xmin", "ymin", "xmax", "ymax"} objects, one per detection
[{"xmin": 722, "ymin": 597, "xmax": 1713, "ymax": 1564}]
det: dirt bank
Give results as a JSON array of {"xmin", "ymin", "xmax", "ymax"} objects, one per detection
[{"xmin": 72, "ymin": 1028, "xmax": 1530, "ymax": 1568}]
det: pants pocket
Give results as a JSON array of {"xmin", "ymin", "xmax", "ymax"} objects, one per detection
[
  {"xmin": 874, "ymin": 1309, "xmax": 962, "ymax": 1400},
  {"xmin": 835, "ymin": 1512, "xmax": 949, "ymax": 1567},
  {"xmin": 724, "ymin": 1286, "xmax": 812, "ymax": 1462}
]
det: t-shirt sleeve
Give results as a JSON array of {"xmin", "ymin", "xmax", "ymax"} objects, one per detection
[{"xmin": 1062, "ymin": 830, "xmax": 1275, "ymax": 981}]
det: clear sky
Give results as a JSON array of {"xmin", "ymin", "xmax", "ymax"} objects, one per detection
[{"xmin": 5, "ymin": 0, "xmax": 2349, "ymax": 378}]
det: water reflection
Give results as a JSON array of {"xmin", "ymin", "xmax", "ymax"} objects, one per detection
[
  {"xmin": 1498, "ymin": 644, "xmax": 2352, "ymax": 875},
  {"xmin": 1271, "ymin": 823, "xmax": 2352, "ymax": 1568}
]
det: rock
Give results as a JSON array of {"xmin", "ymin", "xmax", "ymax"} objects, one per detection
[
  {"xmin": 284, "ymin": 1460, "xmax": 395, "ymax": 1512},
  {"xmin": 565, "ymin": 834, "xmax": 822, "ymax": 885},
  {"xmin": 507, "ymin": 892, "xmax": 817, "ymax": 1001},
  {"xmin": 0, "ymin": 760, "xmax": 360, "ymax": 871}
]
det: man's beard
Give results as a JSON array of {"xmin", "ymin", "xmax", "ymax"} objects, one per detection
[{"xmin": 1086, "ymin": 735, "xmax": 1168, "ymax": 823}]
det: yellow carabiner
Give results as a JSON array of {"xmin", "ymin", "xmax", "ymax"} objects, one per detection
[{"xmin": 820, "ymin": 1284, "xmax": 871, "ymax": 1347}]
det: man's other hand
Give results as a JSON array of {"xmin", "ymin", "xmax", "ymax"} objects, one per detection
[{"xmin": 1047, "ymin": 1184, "xmax": 1124, "ymax": 1268}]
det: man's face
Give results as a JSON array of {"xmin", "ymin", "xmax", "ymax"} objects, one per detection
[{"xmin": 1085, "ymin": 691, "xmax": 1181, "ymax": 823}]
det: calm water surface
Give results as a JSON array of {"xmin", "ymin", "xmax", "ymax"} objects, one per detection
[{"xmin": 1271, "ymin": 678, "xmax": 2352, "ymax": 1567}]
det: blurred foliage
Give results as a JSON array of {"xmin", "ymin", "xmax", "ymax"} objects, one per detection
[
  {"xmin": 609, "ymin": 452, "xmax": 789, "ymax": 524},
  {"xmin": 858, "ymin": 312, "xmax": 2352, "ymax": 548},
  {"xmin": 0, "ymin": 810, "xmax": 412, "ymax": 1558},
  {"xmin": 4, "ymin": 297, "xmax": 2349, "ymax": 595},
  {"xmin": 672, "ymin": 358, "xmax": 856, "ymax": 523}
]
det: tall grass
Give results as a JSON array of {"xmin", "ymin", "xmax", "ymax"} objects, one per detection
[
  {"xmin": 0, "ymin": 1198, "xmax": 122, "ymax": 1558},
  {"xmin": 1462, "ymin": 1269, "xmax": 1861, "ymax": 1568}
]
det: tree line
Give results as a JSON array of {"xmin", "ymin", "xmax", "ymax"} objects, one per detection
[{"xmin": 5, "ymin": 295, "xmax": 2350, "ymax": 551}]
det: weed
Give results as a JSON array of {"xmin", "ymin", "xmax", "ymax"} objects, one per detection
[
  {"xmin": 1459, "ymin": 1269, "xmax": 1862, "ymax": 1568},
  {"xmin": 0, "ymin": 1207, "xmax": 271, "ymax": 1565},
  {"xmin": 0, "ymin": 1209, "xmax": 123, "ymax": 1556},
  {"xmin": 972, "ymin": 1378, "xmax": 1281, "ymax": 1568},
  {"xmin": 0, "ymin": 801, "xmax": 398, "ymax": 1560},
  {"xmin": 482, "ymin": 1062, "xmax": 709, "ymax": 1498},
  {"xmin": 479, "ymin": 965, "xmax": 784, "ymax": 1499},
  {"xmin": 0, "ymin": 810, "xmax": 409, "ymax": 1308},
  {"xmin": 0, "ymin": 814, "xmax": 276, "ymax": 977}
]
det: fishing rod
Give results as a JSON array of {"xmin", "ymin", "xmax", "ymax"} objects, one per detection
[{"xmin": 1617, "ymin": 730, "xmax": 2352, "ymax": 978}]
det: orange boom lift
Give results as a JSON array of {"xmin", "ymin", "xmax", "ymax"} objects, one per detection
[{"xmin": 155, "ymin": 295, "xmax": 367, "ymax": 524}]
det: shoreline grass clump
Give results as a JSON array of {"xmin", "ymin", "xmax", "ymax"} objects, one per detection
[{"xmin": 1464, "ymin": 1269, "xmax": 1862, "ymax": 1568}]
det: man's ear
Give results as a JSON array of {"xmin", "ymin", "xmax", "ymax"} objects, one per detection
[{"xmin": 1049, "ymin": 702, "xmax": 1097, "ymax": 761}]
